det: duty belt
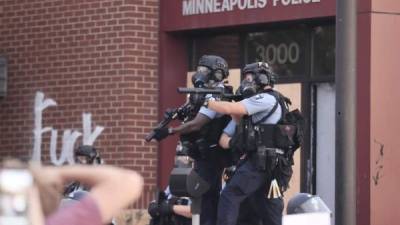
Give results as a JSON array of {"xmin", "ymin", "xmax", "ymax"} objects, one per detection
[{"xmin": 263, "ymin": 147, "xmax": 285, "ymax": 155}]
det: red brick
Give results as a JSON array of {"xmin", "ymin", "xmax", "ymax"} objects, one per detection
[{"xmin": 0, "ymin": 0, "xmax": 158, "ymax": 209}]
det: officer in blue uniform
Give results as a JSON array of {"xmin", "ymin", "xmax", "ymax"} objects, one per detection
[
  {"xmin": 220, "ymin": 103, "xmax": 283, "ymax": 225},
  {"xmin": 153, "ymin": 55, "xmax": 232, "ymax": 225},
  {"xmin": 202, "ymin": 62, "xmax": 289, "ymax": 225}
]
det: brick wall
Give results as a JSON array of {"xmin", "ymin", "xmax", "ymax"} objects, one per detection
[{"xmin": 0, "ymin": 0, "xmax": 159, "ymax": 208}]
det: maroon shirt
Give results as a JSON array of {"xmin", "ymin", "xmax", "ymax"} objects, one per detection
[{"xmin": 45, "ymin": 196, "xmax": 102, "ymax": 225}]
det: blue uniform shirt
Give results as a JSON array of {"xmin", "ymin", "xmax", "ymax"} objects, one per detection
[
  {"xmin": 241, "ymin": 92, "xmax": 282, "ymax": 124},
  {"xmin": 223, "ymin": 120, "xmax": 236, "ymax": 137},
  {"xmin": 199, "ymin": 105, "xmax": 221, "ymax": 119}
]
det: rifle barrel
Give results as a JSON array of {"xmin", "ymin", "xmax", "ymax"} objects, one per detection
[{"xmin": 177, "ymin": 87, "xmax": 223, "ymax": 95}]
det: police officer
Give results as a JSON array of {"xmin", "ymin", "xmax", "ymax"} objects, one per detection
[
  {"xmin": 148, "ymin": 187, "xmax": 192, "ymax": 225},
  {"xmin": 219, "ymin": 105, "xmax": 283, "ymax": 225},
  {"xmin": 153, "ymin": 55, "xmax": 232, "ymax": 225},
  {"xmin": 200, "ymin": 62, "xmax": 287, "ymax": 225}
]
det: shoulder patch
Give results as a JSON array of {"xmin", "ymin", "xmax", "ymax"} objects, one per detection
[{"xmin": 255, "ymin": 94, "xmax": 264, "ymax": 100}]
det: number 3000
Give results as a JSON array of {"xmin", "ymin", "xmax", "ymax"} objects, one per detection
[{"xmin": 255, "ymin": 42, "xmax": 300, "ymax": 64}]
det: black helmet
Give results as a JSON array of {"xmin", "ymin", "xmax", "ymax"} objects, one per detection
[
  {"xmin": 287, "ymin": 193, "xmax": 331, "ymax": 215},
  {"xmin": 242, "ymin": 62, "xmax": 275, "ymax": 87},
  {"xmin": 197, "ymin": 55, "xmax": 229, "ymax": 82},
  {"xmin": 75, "ymin": 145, "xmax": 101, "ymax": 164},
  {"xmin": 60, "ymin": 190, "xmax": 88, "ymax": 208}
]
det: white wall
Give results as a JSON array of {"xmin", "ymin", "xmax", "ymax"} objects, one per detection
[{"xmin": 315, "ymin": 83, "xmax": 335, "ymax": 224}]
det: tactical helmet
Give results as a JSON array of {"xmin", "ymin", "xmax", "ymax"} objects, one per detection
[
  {"xmin": 67, "ymin": 190, "xmax": 87, "ymax": 201},
  {"xmin": 197, "ymin": 55, "xmax": 229, "ymax": 82},
  {"xmin": 242, "ymin": 62, "xmax": 274, "ymax": 87},
  {"xmin": 60, "ymin": 190, "xmax": 88, "ymax": 208},
  {"xmin": 75, "ymin": 145, "xmax": 101, "ymax": 164},
  {"xmin": 287, "ymin": 193, "xmax": 331, "ymax": 215}
]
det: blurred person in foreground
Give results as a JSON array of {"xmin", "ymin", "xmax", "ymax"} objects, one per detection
[{"xmin": 0, "ymin": 161, "xmax": 143, "ymax": 225}]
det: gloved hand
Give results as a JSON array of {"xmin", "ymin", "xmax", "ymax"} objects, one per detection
[
  {"xmin": 153, "ymin": 127, "xmax": 171, "ymax": 141},
  {"xmin": 164, "ymin": 108, "xmax": 176, "ymax": 119},
  {"xmin": 159, "ymin": 201, "xmax": 174, "ymax": 216},
  {"xmin": 148, "ymin": 201, "xmax": 160, "ymax": 218},
  {"xmin": 223, "ymin": 166, "xmax": 237, "ymax": 183}
]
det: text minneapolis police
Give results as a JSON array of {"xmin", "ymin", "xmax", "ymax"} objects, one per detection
[
  {"xmin": 182, "ymin": 0, "xmax": 322, "ymax": 16},
  {"xmin": 183, "ymin": 0, "xmax": 267, "ymax": 15}
]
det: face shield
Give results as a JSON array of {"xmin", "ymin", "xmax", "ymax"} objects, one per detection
[
  {"xmin": 60, "ymin": 190, "xmax": 88, "ymax": 208},
  {"xmin": 287, "ymin": 194, "xmax": 331, "ymax": 215},
  {"xmin": 297, "ymin": 196, "xmax": 331, "ymax": 213}
]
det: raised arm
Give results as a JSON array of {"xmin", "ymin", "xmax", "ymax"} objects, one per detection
[{"xmin": 35, "ymin": 165, "xmax": 143, "ymax": 224}]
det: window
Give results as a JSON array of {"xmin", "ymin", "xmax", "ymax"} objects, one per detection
[
  {"xmin": 312, "ymin": 25, "xmax": 335, "ymax": 78},
  {"xmin": 189, "ymin": 24, "xmax": 335, "ymax": 82},
  {"xmin": 245, "ymin": 28, "xmax": 308, "ymax": 79}
]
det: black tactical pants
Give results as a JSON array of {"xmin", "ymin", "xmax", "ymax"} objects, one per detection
[
  {"xmin": 217, "ymin": 159, "xmax": 283, "ymax": 225},
  {"xmin": 194, "ymin": 159, "xmax": 224, "ymax": 225}
]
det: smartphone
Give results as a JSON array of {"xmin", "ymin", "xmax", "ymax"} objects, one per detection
[{"xmin": 0, "ymin": 168, "xmax": 33, "ymax": 225}]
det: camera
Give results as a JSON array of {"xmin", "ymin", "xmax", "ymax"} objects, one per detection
[{"xmin": 0, "ymin": 167, "xmax": 33, "ymax": 225}]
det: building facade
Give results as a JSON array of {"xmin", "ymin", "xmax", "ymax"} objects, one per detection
[
  {"xmin": 158, "ymin": 1, "xmax": 400, "ymax": 225},
  {"xmin": 0, "ymin": 0, "xmax": 159, "ymax": 208},
  {"xmin": 0, "ymin": 1, "xmax": 399, "ymax": 225}
]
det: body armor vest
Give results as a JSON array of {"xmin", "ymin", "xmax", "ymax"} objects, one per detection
[
  {"xmin": 180, "ymin": 115, "xmax": 232, "ymax": 165},
  {"xmin": 230, "ymin": 90, "xmax": 299, "ymax": 155},
  {"xmin": 180, "ymin": 85, "xmax": 234, "ymax": 166},
  {"xmin": 229, "ymin": 90, "xmax": 303, "ymax": 191}
]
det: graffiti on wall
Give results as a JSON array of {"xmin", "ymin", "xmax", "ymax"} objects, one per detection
[
  {"xmin": 32, "ymin": 92, "xmax": 104, "ymax": 165},
  {"xmin": 372, "ymin": 139, "xmax": 384, "ymax": 186}
]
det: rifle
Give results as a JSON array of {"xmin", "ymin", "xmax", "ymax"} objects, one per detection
[
  {"xmin": 145, "ymin": 102, "xmax": 196, "ymax": 142},
  {"xmin": 177, "ymin": 87, "xmax": 243, "ymax": 102},
  {"xmin": 145, "ymin": 87, "xmax": 242, "ymax": 142}
]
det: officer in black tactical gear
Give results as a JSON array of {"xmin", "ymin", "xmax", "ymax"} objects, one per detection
[
  {"xmin": 148, "ymin": 187, "xmax": 192, "ymax": 225},
  {"xmin": 153, "ymin": 55, "xmax": 232, "ymax": 225},
  {"xmin": 220, "ymin": 121, "xmax": 283, "ymax": 225},
  {"xmin": 196, "ymin": 62, "xmax": 296, "ymax": 225}
]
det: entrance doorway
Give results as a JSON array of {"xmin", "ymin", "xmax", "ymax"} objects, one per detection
[{"xmin": 313, "ymin": 82, "xmax": 336, "ymax": 222}]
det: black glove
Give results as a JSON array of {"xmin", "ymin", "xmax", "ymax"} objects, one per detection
[
  {"xmin": 159, "ymin": 201, "xmax": 174, "ymax": 216},
  {"xmin": 148, "ymin": 201, "xmax": 160, "ymax": 218},
  {"xmin": 153, "ymin": 127, "xmax": 171, "ymax": 141},
  {"xmin": 223, "ymin": 166, "xmax": 236, "ymax": 183},
  {"xmin": 189, "ymin": 93, "xmax": 206, "ymax": 107},
  {"xmin": 164, "ymin": 108, "xmax": 176, "ymax": 119}
]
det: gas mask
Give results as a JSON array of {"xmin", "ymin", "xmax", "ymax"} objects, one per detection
[
  {"xmin": 239, "ymin": 73, "xmax": 259, "ymax": 98},
  {"xmin": 191, "ymin": 71, "xmax": 209, "ymax": 88},
  {"xmin": 192, "ymin": 67, "xmax": 222, "ymax": 88}
]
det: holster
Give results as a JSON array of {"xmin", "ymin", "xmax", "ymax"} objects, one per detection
[
  {"xmin": 254, "ymin": 146, "xmax": 281, "ymax": 174},
  {"xmin": 195, "ymin": 138, "xmax": 208, "ymax": 159},
  {"xmin": 273, "ymin": 154, "xmax": 294, "ymax": 193}
]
